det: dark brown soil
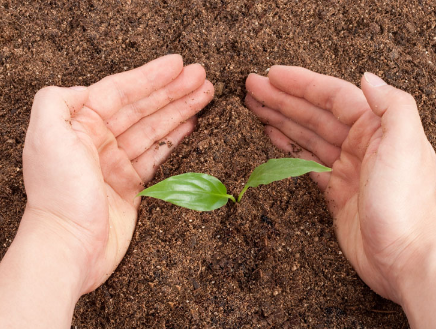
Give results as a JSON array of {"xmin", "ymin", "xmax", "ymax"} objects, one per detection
[{"xmin": 2, "ymin": 0, "xmax": 436, "ymax": 327}]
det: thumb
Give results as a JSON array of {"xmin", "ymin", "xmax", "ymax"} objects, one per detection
[
  {"xmin": 361, "ymin": 72, "xmax": 426, "ymax": 151},
  {"xmin": 25, "ymin": 86, "xmax": 90, "ymax": 170},
  {"xmin": 29, "ymin": 86, "xmax": 89, "ymax": 133}
]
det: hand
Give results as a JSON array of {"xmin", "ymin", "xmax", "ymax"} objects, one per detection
[
  {"xmin": 0, "ymin": 55, "xmax": 214, "ymax": 329},
  {"xmin": 246, "ymin": 67, "xmax": 436, "ymax": 327},
  {"xmin": 23, "ymin": 55, "xmax": 213, "ymax": 293}
]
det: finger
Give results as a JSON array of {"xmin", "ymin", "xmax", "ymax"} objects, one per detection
[
  {"xmin": 99, "ymin": 141, "xmax": 143, "ymax": 202},
  {"xmin": 24, "ymin": 86, "xmax": 91, "ymax": 193},
  {"xmin": 26, "ymin": 86, "xmax": 90, "ymax": 161},
  {"xmin": 28, "ymin": 86, "xmax": 89, "ymax": 133},
  {"xmin": 361, "ymin": 72, "xmax": 426, "ymax": 154},
  {"xmin": 72, "ymin": 107, "xmax": 142, "ymax": 202},
  {"xmin": 117, "ymin": 80, "xmax": 214, "ymax": 160},
  {"xmin": 246, "ymin": 74, "xmax": 349, "ymax": 146},
  {"xmin": 133, "ymin": 117, "xmax": 197, "ymax": 183},
  {"xmin": 245, "ymin": 94, "xmax": 341, "ymax": 167},
  {"xmin": 265, "ymin": 125, "xmax": 331, "ymax": 191},
  {"xmin": 107, "ymin": 63, "xmax": 206, "ymax": 137},
  {"xmin": 359, "ymin": 73, "xmax": 431, "ymax": 211},
  {"xmin": 341, "ymin": 110, "xmax": 382, "ymax": 161},
  {"xmin": 267, "ymin": 66, "xmax": 370, "ymax": 126},
  {"xmin": 86, "ymin": 54, "xmax": 184, "ymax": 121}
]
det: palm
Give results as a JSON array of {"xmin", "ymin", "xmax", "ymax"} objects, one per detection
[
  {"xmin": 245, "ymin": 66, "xmax": 436, "ymax": 302},
  {"xmin": 324, "ymin": 110, "xmax": 387, "ymax": 296},
  {"xmin": 64, "ymin": 55, "xmax": 214, "ymax": 291}
]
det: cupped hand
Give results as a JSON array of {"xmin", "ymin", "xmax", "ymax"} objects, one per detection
[
  {"xmin": 245, "ymin": 67, "xmax": 436, "ymax": 306},
  {"xmin": 23, "ymin": 55, "xmax": 214, "ymax": 294}
]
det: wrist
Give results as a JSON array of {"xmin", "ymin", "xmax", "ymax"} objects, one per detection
[
  {"xmin": 20, "ymin": 206, "xmax": 94, "ymax": 292},
  {"xmin": 395, "ymin": 241, "xmax": 436, "ymax": 328},
  {"xmin": 0, "ymin": 208, "xmax": 90, "ymax": 328}
]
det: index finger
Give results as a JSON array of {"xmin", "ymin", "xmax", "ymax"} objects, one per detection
[
  {"xmin": 85, "ymin": 54, "xmax": 184, "ymax": 121},
  {"xmin": 268, "ymin": 66, "xmax": 370, "ymax": 126}
]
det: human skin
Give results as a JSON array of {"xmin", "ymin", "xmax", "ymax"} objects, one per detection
[
  {"xmin": 246, "ymin": 67, "xmax": 436, "ymax": 328},
  {"xmin": 1, "ymin": 59, "xmax": 434, "ymax": 329},
  {"xmin": 0, "ymin": 55, "xmax": 214, "ymax": 328}
]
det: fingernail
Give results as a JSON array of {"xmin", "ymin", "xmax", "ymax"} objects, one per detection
[
  {"xmin": 70, "ymin": 86, "xmax": 88, "ymax": 91},
  {"xmin": 364, "ymin": 72, "xmax": 387, "ymax": 87}
]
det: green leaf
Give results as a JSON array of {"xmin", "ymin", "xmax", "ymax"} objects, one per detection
[
  {"xmin": 237, "ymin": 158, "xmax": 331, "ymax": 202},
  {"xmin": 137, "ymin": 173, "xmax": 235, "ymax": 211}
]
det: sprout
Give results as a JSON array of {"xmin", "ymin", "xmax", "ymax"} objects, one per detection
[{"xmin": 137, "ymin": 158, "xmax": 331, "ymax": 211}]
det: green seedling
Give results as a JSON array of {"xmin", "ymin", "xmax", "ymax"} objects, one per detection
[{"xmin": 137, "ymin": 158, "xmax": 331, "ymax": 211}]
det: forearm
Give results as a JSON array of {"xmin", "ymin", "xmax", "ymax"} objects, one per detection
[{"xmin": 0, "ymin": 212, "xmax": 86, "ymax": 329}]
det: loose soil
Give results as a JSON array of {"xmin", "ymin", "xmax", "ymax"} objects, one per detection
[{"xmin": 2, "ymin": 0, "xmax": 436, "ymax": 328}]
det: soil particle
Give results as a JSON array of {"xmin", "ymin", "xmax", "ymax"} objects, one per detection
[{"xmin": 3, "ymin": 0, "xmax": 434, "ymax": 327}]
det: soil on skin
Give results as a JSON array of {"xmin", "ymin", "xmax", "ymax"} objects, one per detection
[{"xmin": 1, "ymin": 0, "xmax": 435, "ymax": 327}]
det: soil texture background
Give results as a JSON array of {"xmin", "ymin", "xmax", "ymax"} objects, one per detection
[{"xmin": 2, "ymin": 0, "xmax": 436, "ymax": 328}]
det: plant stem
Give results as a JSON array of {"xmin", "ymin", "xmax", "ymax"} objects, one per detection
[
  {"xmin": 227, "ymin": 194, "xmax": 236, "ymax": 203},
  {"xmin": 237, "ymin": 185, "xmax": 249, "ymax": 203}
]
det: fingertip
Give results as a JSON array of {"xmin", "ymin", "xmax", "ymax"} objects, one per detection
[
  {"xmin": 180, "ymin": 64, "xmax": 207, "ymax": 91},
  {"xmin": 174, "ymin": 116, "xmax": 197, "ymax": 140},
  {"xmin": 244, "ymin": 93, "xmax": 258, "ymax": 109},
  {"xmin": 186, "ymin": 115, "xmax": 198, "ymax": 129},
  {"xmin": 361, "ymin": 73, "xmax": 417, "ymax": 118},
  {"xmin": 360, "ymin": 72, "xmax": 388, "ymax": 93},
  {"xmin": 165, "ymin": 53, "xmax": 184, "ymax": 65},
  {"xmin": 187, "ymin": 63, "xmax": 207, "ymax": 81},
  {"xmin": 244, "ymin": 93, "xmax": 251, "ymax": 104},
  {"xmin": 263, "ymin": 124, "xmax": 292, "ymax": 152},
  {"xmin": 245, "ymin": 74, "xmax": 270, "ymax": 98},
  {"xmin": 159, "ymin": 54, "xmax": 184, "ymax": 76},
  {"xmin": 197, "ymin": 63, "xmax": 207, "ymax": 80},
  {"xmin": 268, "ymin": 66, "xmax": 312, "ymax": 92},
  {"xmin": 246, "ymin": 72, "xmax": 260, "ymax": 85},
  {"xmin": 203, "ymin": 80, "xmax": 215, "ymax": 100},
  {"xmin": 267, "ymin": 65, "xmax": 293, "ymax": 80},
  {"xmin": 175, "ymin": 117, "xmax": 197, "ymax": 144},
  {"xmin": 267, "ymin": 65, "xmax": 284, "ymax": 77},
  {"xmin": 363, "ymin": 72, "xmax": 387, "ymax": 87},
  {"xmin": 310, "ymin": 171, "xmax": 330, "ymax": 192},
  {"xmin": 264, "ymin": 124, "xmax": 275, "ymax": 137}
]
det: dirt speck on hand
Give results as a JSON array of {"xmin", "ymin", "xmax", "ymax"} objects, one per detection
[{"xmin": 1, "ymin": 0, "xmax": 424, "ymax": 328}]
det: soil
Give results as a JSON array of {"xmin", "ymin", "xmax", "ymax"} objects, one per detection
[{"xmin": 1, "ymin": 0, "xmax": 436, "ymax": 328}]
